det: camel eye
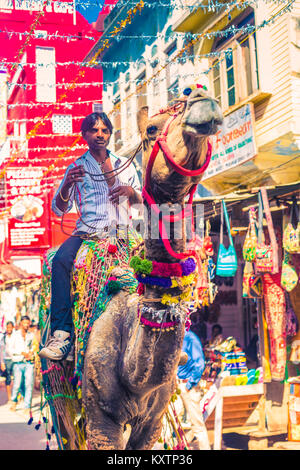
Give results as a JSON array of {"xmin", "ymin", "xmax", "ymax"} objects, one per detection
[{"xmin": 147, "ymin": 125, "xmax": 158, "ymax": 136}]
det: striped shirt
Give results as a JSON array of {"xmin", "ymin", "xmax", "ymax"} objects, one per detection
[{"xmin": 52, "ymin": 150, "xmax": 141, "ymax": 235}]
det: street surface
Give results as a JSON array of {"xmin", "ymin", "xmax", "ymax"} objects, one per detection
[{"xmin": 0, "ymin": 378, "xmax": 57, "ymax": 450}]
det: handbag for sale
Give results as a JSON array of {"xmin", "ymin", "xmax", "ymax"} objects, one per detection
[
  {"xmin": 242, "ymin": 261, "xmax": 262, "ymax": 298},
  {"xmin": 255, "ymin": 189, "xmax": 279, "ymax": 275},
  {"xmin": 216, "ymin": 200, "xmax": 238, "ymax": 277},
  {"xmin": 243, "ymin": 206, "xmax": 257, "ymax": 262},
  {"xmin": 281, "ymin": 250, "xmax": 299, "ymax": 292},
  {"xmin": 283, "ymin": 198, "xmax": 300, "ymax": 254}
]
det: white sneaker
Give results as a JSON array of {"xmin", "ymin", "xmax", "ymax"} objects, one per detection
[
  {"xmin": 66, "ymin": 343, "xmax": 75, "ymax": 362},
  {"xmin": 39, "ymin": 330, "xmax": 71, "ymax": 361}
]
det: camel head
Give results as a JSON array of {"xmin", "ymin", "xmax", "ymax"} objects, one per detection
[{"xmin": 137, "ymin": 87, "xmax": 223, "ymax": 203}]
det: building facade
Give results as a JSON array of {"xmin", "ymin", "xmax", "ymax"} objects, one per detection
[
  {"xmin": 172, "ymin": 0, "xmax": 300, "ymax": 194},
  {"xmin": 0, "ymin": 0, "xmax": 104, "ymax": 274}
]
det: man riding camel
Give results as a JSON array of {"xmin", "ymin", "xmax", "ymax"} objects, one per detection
[{"xmin": 39, "ymin": 112, "xmax": 142, "ymax": 361}]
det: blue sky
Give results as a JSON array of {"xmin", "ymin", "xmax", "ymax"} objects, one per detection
[{"xmin": 76, "ymin": 0, "xmax": 106, "ymax": 23}]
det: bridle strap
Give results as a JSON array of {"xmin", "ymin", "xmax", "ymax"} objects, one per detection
[{"xmin": 142, "ymin": 111, "xmax": 212, "ymax": 260}]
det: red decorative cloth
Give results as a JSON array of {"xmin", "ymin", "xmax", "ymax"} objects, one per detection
[{"xmin": 263, "ymin": 272, "xmax": 287, "ymax": 381}]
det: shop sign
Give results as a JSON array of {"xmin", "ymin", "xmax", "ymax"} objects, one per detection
[
  {"xmin": 6, "ymin": 167, "xmax": 50, "ymax": 249},
  {"xmin": 202, "ymin": 103, "xmax": 257, "ymax": 181},
  {"xmin": 0, "ymin": 70, "xmax": 7, "ymax": 146}
]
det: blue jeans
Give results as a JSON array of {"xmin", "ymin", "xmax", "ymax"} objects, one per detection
[
  {"xmin": 11, "ymin": 362, "xmax": 34, "ymax": 409},
  {"xmin": 50, "ymin": 236, "xmax": 83, "ymax": 335},
  {"xmin": 3, "ymin": 359, "xmax": 13, "ymax": 386}
]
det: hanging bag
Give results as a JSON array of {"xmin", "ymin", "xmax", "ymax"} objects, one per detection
[
  {"xmin": 243, "ymin": 206, "xmax": 257, "ymax": 262},
  {"xmin": 255, "ymin": 188, "xmax": 279, "ymax": 275},
  {"xmin": 283, "ymin": 198, "xmax": 300, "ymax": 254},
  {"xmin": 281, "ymin": 250, "xmax": 298, "ymax": 292},
  {"xmin": 216, "ymin": 200, "xmax": 238, "ymax": 277}
]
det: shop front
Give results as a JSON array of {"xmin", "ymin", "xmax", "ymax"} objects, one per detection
[{"xmin": 189, "ymin": 182, "xmax": 300, "ymax": 448}]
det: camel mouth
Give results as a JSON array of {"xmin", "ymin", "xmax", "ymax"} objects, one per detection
[{"xmin": 182, "ymin": 120, "xmax": 221, "ymax": 136}]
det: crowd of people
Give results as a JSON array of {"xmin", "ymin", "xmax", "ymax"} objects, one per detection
[{"xmin": 0, "ymin": 317, "xmax": 39, "ymax": 418}]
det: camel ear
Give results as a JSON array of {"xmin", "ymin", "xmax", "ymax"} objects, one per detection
[{"xmin": 137, "ymin": 106, "xmax": 149, "ymax": 136}]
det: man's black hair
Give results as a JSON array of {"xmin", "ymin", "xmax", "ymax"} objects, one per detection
[
  {"xmin": 6, "ymin": 321, "xmax": 14, "ymax": 327},
  {"xmin": 212, "ymin": 323, "xmax": 222, "ymax": 333},
  {"xmin": 20, "ymin": 315, "xmax": 31, "ymax": 322},
  {"xmin": 81, "ymin": 112, "xmax": 113, "ymax": 135}
]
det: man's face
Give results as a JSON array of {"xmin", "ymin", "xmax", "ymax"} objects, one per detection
[
  {"xmin": 21, "ymin": 319, "xmax": 30, "ymax": 332},
  {"xmin": 6, "ymin": 324, "xmax": 13, "ymax": 335},
  {"xmin": 82, "ymin": 119, "xmax": 111, "ymax": 152}
]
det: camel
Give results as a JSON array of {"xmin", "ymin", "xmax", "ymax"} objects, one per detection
[{"xmin": 81, "ymin": 87, "xmax": 223, "ymax": 450}]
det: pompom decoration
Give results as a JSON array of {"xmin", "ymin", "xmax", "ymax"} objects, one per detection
[
  {"xmin": 181, "ymin": 258, "xmax": 196, "ymax": 276},
  {"xmin": 129, "ymin": 256, "xmax": 153, "ymax": 275},
  {"xmin": 151, "ymin": 260, "xmax": 182, "ymax": 277},
  {"xmin": 183, "ymin": 84, "xmax": 208, "ymax": 96},
  {"xmin": 105, "ymin": 279, "xmax": 122, "ymax": 295},
  {"xmin": 27, "ymin": 416, "xmax": 33, "ymax": 425},
  {"xmin": 137, "ymin": 283, "xmax": 145, "ymax": 296},
  {"xmin": 136, "ymin": 274, "xmax": 172, "ymax": 288},
  {"xmin": 130, "ymin": 255, "xmax": 196, "ymax": 278},
  {"xmin": 108, "ymin": 244, "xmax": 118, "ymax": 254}
]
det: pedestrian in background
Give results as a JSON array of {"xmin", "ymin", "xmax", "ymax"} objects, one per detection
[
  {"xmin": 10, "ymin": 316, "xmax": 38, "ymax": 417},
  {"xmin": 177, "ymin": 329, "xmax": 210, "ymax": 450},
  {"xmin": 0, "ymin": 321, "xmax": 15, "ymax": 404}
]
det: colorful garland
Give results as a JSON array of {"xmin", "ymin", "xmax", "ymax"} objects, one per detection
[
  {"xmin": 130, "ymin": 255, "xmax": 196, "ymax": 277},
  {"xmin": 39, "ymin": 230, "xmax": 142, "ymax": 450},
  {"xmin": 136, "ymin": 272, "xmax": 196, "ymax": 289}
]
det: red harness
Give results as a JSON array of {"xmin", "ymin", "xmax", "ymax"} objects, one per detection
[{"xmin": 142, "ymin": 111, "xmax": 212, "ymax": 260}]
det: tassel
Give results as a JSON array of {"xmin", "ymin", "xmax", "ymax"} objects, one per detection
[
  {"xmin": 35, "ymin": 421, "xmax": 41, "ymax": 430},
  {"xmin": 27, "ymin": 416, "xmax": 33, "ymax": 425}
]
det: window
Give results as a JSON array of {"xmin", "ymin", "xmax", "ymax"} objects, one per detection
[
  {"xmin": 165, "ymin": 41, "xmax": 178, "ymax": 94},
  {"xmin": 113, "ymin": 81, "xmax": 119, "ymax": 96},
  {"xmin": 52, "ymin": 115, "xmax": 72, "ymax": 134},
  {"xmin": 168, "ymin": 79, "xmax": 179, "ymax": 103},
  {"xmin": 212, "ymin": 59, "xmax": 221, "ymax": 108},
  {"xmin": 225, "ymin": 48, "xmax": 235, "ymax": 107},
  {"xmin": 125, "ymin": 86, "xmax": 132, "ymax": 138},
  {"xmin": 210, "ymin": 11, "xmax": 259, "ymax": 111},
  {"xmin": 36, "ymin": 47, "xmax": 56, "ymax": 102},
  {"xmin": 151, "ymin": 44, "xmax": 158, "ymax": 57},
  {"xmin": 164, "ymin": 25, "xmax": 174, "ymax": 43},
  {"xmin": 93, "ymin": 102, "xmax": 103, "ymax": 113}
]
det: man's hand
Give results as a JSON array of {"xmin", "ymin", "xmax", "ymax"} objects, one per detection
[
  {"xmin": 108, "ymin": 185, "xmax": 135, "ymax": 205},
  {"xmin": 22, "ymin": 352, "xmax": 33, "ymax": 361},
  {"xmin": 57, "ymin": 165, "xmax": 85, "ymax": 211},
  {"xmin": 63, "ymin": 165, "xmax": 85, "ymax": 191},
  {"xmin": 0, "ymin": 362, "xmax": 5, "ymax": 372}
]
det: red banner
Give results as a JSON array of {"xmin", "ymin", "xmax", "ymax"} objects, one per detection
[{"xmin": 6, "ymin": 167, "xmax": 50, "ymax": 249}]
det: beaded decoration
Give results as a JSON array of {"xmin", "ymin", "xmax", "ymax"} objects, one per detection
[
  {"xmin": 38, "ymin": 229, "xmax": 142, "ymax": 449},
  {"xmin": 130, "ymin": 254, "xmax": 198, "ymax": 308}
]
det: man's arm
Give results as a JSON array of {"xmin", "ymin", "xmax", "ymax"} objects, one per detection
[
  {"xmin": 185, "ymin": 335, "xmax": 206, "ymax": 390},
  {"xmin": 52, "ymin": 164, "xmax": 85, "ymax": 215}
]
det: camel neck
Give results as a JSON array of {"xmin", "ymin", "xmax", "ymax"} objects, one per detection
[{"xmin": 143, "ymin": 207, "xmax": 188, "ymax": 303}]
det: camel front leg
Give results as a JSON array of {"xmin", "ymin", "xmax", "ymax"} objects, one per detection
[
  {"xmin": 86, "ymin": 406, "xmax": 125, "ymax": 450},
  {"xmin": 125, "ymin": 419, "xmax": 163, "ymax": 450}
]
